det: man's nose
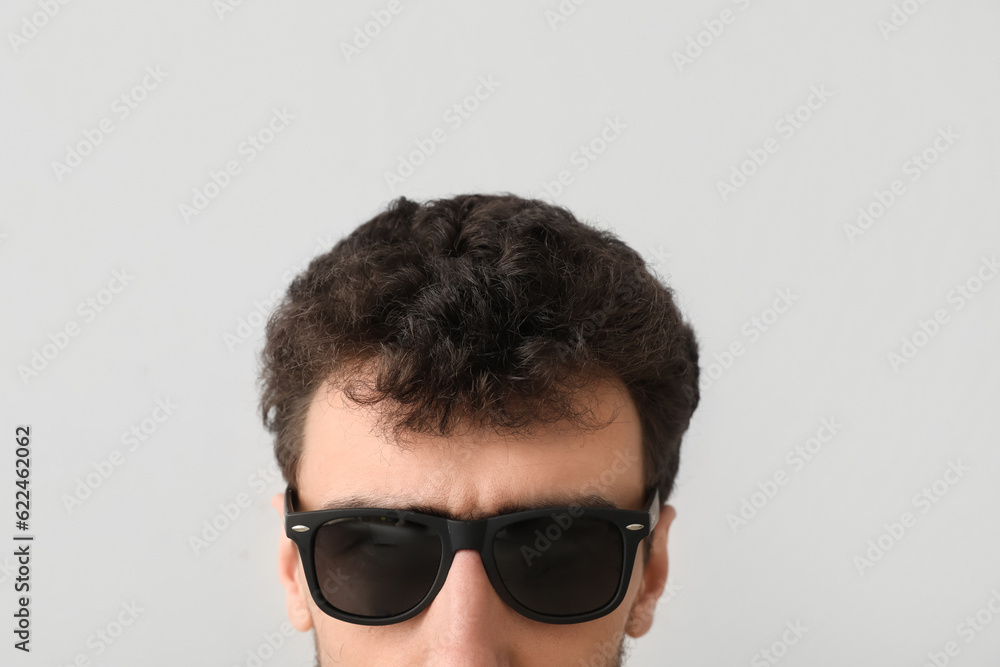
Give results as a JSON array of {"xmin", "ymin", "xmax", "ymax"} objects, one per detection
[{"xmin": 419, "ymin": 549, "xmax": 513, "ymax": 665}]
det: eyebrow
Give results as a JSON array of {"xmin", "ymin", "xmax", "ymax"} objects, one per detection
[{"xmin": 316, "ymin": 491, "xmax": 621, "ymax": 520}]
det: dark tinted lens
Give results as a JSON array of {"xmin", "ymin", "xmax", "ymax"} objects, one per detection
[
  {"xmin": 493, "ymin": 512, "xmax": 624, "ymax": 616},
  {"xmin": 314, "ymin": 516, "xmax": 442, "ymax": 618}
]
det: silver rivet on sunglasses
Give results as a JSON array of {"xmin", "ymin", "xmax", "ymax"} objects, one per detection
[
  {"xmin": 292, "ymin": 525, "xmax": 310, "ymax": 532},
  {"xmin": 625, "ymin": 523, "xmax": 644, "ymax": 531}
]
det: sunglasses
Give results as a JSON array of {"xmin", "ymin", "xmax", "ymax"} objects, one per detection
[{"xmin": 283, "ymin": 485, "xmax": 660, "ymax": 625}]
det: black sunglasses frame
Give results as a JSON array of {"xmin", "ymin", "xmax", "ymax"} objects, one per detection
[{"xmin": 284, "ymin": 485, "xmax": 661, "ymax": 625}]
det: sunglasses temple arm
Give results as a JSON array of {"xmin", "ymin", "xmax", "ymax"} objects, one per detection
[{"xmin": 647, "ymin": 487, "xmax": 660, "ymax": 532}]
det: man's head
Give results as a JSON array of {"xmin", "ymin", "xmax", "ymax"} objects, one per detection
[{"xmin": 259, "ymin": 194, "xmax": 700, "ymax": 665}]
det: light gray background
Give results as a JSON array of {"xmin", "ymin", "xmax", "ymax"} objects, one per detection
[{"xmin": 2, "ymin": 1, "xmax": 999, "ymax": 665}]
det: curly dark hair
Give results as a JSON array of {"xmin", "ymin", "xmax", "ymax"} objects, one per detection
[{"xmin": 258, "ymin": 193, "xmax": 700, "ymax": 504}]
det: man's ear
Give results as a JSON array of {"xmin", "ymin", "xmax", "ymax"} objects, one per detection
[
  {"xmin": 270, "ymin": 492, "xmax": 313, "ymax": 632},
  {"xmin": 625, "ymin": 503, "xmax": 676, "ymax": 638}
]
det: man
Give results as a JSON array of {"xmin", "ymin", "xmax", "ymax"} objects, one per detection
[{"xmin": 260, "ymin": 193, "xmax": 700, "ymax": 666}]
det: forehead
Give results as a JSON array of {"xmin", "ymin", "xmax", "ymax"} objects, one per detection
[{"xmin": 295, "ymin": 377, "xmax": 646, "ymax": 517}]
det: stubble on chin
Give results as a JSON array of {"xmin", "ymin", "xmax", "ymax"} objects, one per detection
[{"xmin": 309, "ymin": 622, "xmax": 632, "ymax": 666}]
